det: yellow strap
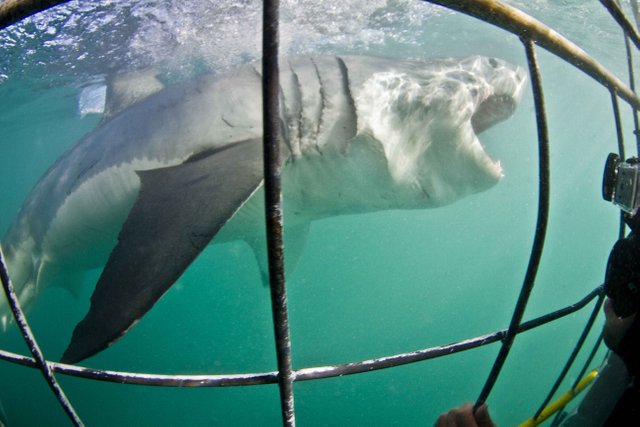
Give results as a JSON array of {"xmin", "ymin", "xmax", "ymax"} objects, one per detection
[{"xmin": 518, "ymin": 369, "xmax": 599, "ymax": 427}]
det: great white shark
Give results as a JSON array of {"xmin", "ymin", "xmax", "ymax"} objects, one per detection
[{"xmin": 0, "ymin": 55, "xmax": 526, "ymax": 363}]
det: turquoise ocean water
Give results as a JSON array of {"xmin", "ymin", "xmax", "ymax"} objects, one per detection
[{"xmin": 0, "ymin": 0, "xmax": 636, "ymax": 425}]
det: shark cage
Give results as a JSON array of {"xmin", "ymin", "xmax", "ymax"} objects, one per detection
[{"xmin": 0, "ymin": 0, "xmax": 638, "ymax": 426}]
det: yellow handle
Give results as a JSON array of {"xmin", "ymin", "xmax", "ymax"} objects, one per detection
[{"xmin": 518, "ymin": 369, "xmax": 599, "ymax": 427}]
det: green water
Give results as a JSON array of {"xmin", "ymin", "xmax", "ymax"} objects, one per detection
[{"xmin": 0, "ymin": 0, "xmax": 635, "ymax": 425}]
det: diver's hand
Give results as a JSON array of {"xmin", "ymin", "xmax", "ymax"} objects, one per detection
[{"xmin": 435, "ymin": 403, "xmax": 497, "ymax": 427}]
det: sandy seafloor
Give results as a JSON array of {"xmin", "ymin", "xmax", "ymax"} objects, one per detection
[{"xmin": 0, "ymin": 0, "xmax": 637, "ymax": 425}]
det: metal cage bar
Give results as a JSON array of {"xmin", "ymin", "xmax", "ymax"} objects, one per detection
[
  {"xmin": 0, "ymin": 0, "xmax": 69, "ymax": 29},
  {"xmin": 547, "ymin": 331, "xmax": 606, "ymax": 427},
  {"xmin": 611, "ymin": 90, "xmax": 630, "ymax": 239},
  {"xmin": 572, "ymin": 333, "xmax": 605, "ymax": 392},
  {"xmin": 475, "ymin": 37, "xmax": 550, "ymax": 409},
  {"xmin": 0, "ymin": 285, "xmax": 604, "ymax": 386},
  {"xmin": 601, "ymin": 0, "xmax": 640, "ymax": 154},
  {"xmin": 0, "ymin": 249, "xmax": 83, "ymax": 425},
  {"xmin": 600, "ymin": 0, "xmax": 640, "ymax": 52},
  {"xmin": 622, "ymin": 34, "xmax": 640, "ymax": 153},
  {"xmin": 612, "ymin": 91, "xmax": 627, "ymax": 161},
  {"xmin": 532, "ymin": 294, "xmax": 605, "ymax": 420},
  {"xmin": 428, "ymin": 0, "xmax": 640, "ymax": 111},
  {"xmin": 261, "ymin": 0, "xmax": 296, "ymax": 425}
]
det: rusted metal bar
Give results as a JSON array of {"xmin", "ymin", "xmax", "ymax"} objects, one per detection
[
  {"xmin": 261, "ymin": 0, "xmax": 295, "ymax": 425},
  {"xmin": 632, "ymin": 0, "xmax": 640, "ymax": 32},
  {"xmin": 622, "ymin": 35, "xmax": 640, "ymax": 153},
  {"xmin": 427, "ymin": 0, "xmax": 640, "ymax": 111},
  {"xmin": 600, "ymin": 0, "xmax": 640, "ymax": 53},
  {"xmin": 611, "ymin": 91, "xmax": 626, "ymax": 160},
  {"xmin": 0, "ymin": 248, "xmax": 83, "ymax": 426},
  {"xmin": 0, "ymin": 285, "xmax": 603, "ymax": 386},
  {"xmin": 475, "ymin": 38, "xmax": 550, "ymax": 409},
  {"xmin": 0, "ymin": 0, "xmax": 69, "ymax": 30},
  {"xmin": 626, "ymin": 0, "xmax": 640, "ymax": 169},
  {"xmin": 611, "ymin": 91, "xmax": 629, "ymax": 239},
  {"xmin": 295, "ymin": 286, "xmax": 603, "ymax": 381},
  {"xmin": 611, "ymin": 91, "xmax": 635, "ymax": 239}
]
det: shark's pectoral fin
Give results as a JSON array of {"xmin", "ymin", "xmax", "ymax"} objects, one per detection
[
  {"xmin": 244, "ymin": 220, "xmax": 310, "ymax": 287},
  {"xmin": 283, "ymin": 221, "xmax": 310, "ymax": 279},
  {"xmin": 61, "ymin": 138, "xmax": 264, "ymax": 364}
]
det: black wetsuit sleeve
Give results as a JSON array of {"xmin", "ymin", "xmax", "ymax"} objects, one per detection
[{"xmin": 604, "ymin": 316, "xmax": 640, "ymax": 426}]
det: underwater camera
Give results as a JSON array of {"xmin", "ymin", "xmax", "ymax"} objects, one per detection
[
  {"xmin": 602, "ymin": 152, "xmax": 640, "ymax": 215},
  {"xmin": 603, "ymin": 153, "xmax": 640, "ymax": 317}
]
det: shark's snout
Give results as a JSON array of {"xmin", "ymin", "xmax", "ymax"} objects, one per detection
[{"xmin": 471, "ymin": 58, "xmax": 526, "ymax": 135}]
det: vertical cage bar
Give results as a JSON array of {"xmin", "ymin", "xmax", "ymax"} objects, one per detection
[
  {"xmin": 611, "ymin": 91, "xmax": 628, "ymax": 238},
  {"xmin": 600, "ymin": 0, "xmax": 640, "ymax": 52},
  {"xmin": 571, "ymin": 332, "xmax": 604, "ymax": 390},
  {"xmin": 0, "ymin": 248, "xmax": 83, "ymax": 426},
  {"xmin": 475, "ymin": 38, "xmax": 550, "ymax": 409},
  {"xmin": 623, "ymin": 35, "xmax": 640, "ymax": 154},
  {"xmin": 632, "ymin": 0, "xmax": 640, "ymax": 31},
  {"xmin": 261, "ymin": 0, "xmax": 296, "ymax": 425},
  {"xmin": 549, "ymin": 333, "xmax": 606, "ymax": 427},
  {"xmin": 533, "ymin": 294, "xmax": 604, "ymax": 420},
  {"xmin": 611, "ymin": 90, "xmax": 626, "ymax": 160}
]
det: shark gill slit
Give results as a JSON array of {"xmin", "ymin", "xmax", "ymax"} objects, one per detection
[
  {"xmin": 287, "ymin": 60, "xmax": 304, "ymax": 157},
  {"xmin": 336, "ymin": 56, "xmax": 358, "ymax": 152},
  {"xmin": 309, "ymin": 57, "xmax": 325, "ymax": 156}
]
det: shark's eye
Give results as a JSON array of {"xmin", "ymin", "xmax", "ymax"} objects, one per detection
[{"xmin": 489, "ymin": 58, "xmax": 499, "ymax": 68}]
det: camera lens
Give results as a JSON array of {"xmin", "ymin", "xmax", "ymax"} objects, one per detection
[{"xmin": 603, "ymin": 152, "xmax": 621, "ymax": 202}]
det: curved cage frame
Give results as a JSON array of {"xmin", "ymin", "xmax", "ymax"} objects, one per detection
[{"xmin": 1, "ymin": 0, "xmax": 639, "ymax": 425}]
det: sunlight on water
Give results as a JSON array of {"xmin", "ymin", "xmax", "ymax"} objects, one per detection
[{"xmin": 0, "ymin": 0, "xmax": 635, "ymax": 425}]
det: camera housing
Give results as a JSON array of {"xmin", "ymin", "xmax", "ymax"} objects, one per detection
[{"xmin": 603, "ymin": 153, "xmax": 640, "ymax": 215}]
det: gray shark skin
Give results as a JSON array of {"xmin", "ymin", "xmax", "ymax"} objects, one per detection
[{"xmin": 0, "ymin": 55, "xmax": 526, "ymax": 363}]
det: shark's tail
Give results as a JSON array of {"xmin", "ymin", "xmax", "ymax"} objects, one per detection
[
  {"xmin": 0, "ymin": 240, "xmax": 39, "ymax": 331},
  {"xmin": 1, "ymin": 239, "xmax": 88, "ymax": 331}
]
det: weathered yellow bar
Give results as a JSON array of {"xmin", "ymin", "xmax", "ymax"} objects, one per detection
[
  {"xmin": 518, "ymin": 370, "xmax": 599, "ymax": 427},
  {"xmin": 0, "ymin": 0, "xmax": 70, "ymax": 30},
  {"xmin": 429, "ymin": 0, "xmax": 640, "ymax": 110}
]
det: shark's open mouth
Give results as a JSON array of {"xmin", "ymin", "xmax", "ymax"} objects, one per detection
[
  {"xmin": 471, "ymin": 94, "xmax": 519, "ymax": 135},
  {"xmin": 469, "ymin": 60, "xmax": 527, "ymax": 181},
  {"xmin": 471, "ymin": 93, "xmax": 520, "ymax": 177}
]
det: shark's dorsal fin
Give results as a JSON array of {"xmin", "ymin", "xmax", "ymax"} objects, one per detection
[
  {"xmin": 102, "ymin": 69, "xmax": 165, "ymax": 121},
  {"xmin": 61, "ymin": 138, "xmax": 264, "ymax": 364}
]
